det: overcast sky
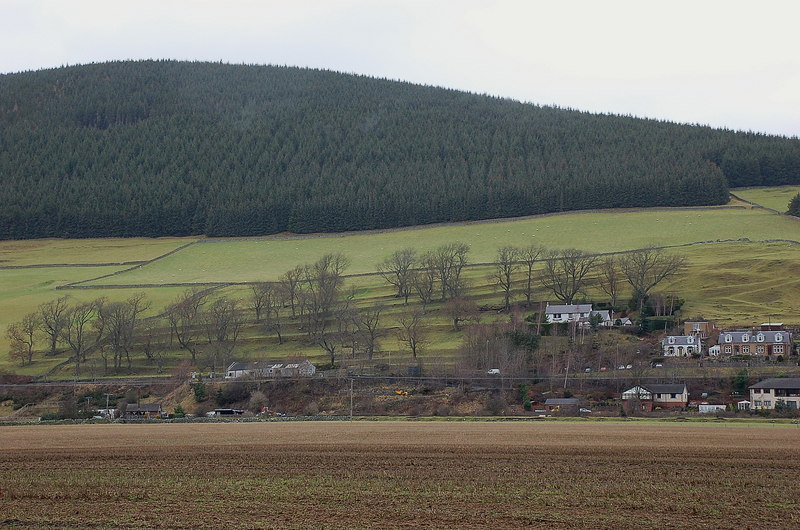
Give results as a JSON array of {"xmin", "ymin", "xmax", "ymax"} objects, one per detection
[{"xmin": 2, "ymin": 0, "xmax": 798, "ymax": 137}]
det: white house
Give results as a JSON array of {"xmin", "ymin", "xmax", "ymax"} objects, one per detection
[
  {"xmin": 661, "ymin": 335, "xmax": 702, "ymax": 356},
  {"xmin": 544, "ymin": 304, "xmax": 614, "ymax": 327},
  {"xmin": 621, "ymin": 384, "xmax": 688, "ymax": 411}
]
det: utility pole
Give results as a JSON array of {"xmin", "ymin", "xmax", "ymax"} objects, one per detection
[
  {"xmin": 104, "ymin": 393, "xmax": 113, "ymax": 418},
  {"xmin": 349, "ymin": 379, "xmax": 354, "ymax": 421}
]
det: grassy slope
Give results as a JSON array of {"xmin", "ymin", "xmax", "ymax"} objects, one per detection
[
  {"xmin": 86, "ymin": 206, "xmax": 799, "ymax": 284},
  {"xmin": 733, "ymin": 186, "xmax": 800, "ymax": 212},
  {"xmin": 2, "ymin": 192, "xmax": 800, "ymax": 375}
]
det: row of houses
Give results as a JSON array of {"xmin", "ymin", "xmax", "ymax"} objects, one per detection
[
  {"xmin": 661, "ymin": 322, "xmax": 794, "ymax": 357},
  {"xmin": 618, "ymin": 378, "xmax": 800, "ymax": 412}
]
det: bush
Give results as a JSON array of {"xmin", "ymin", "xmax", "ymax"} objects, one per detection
[{"xmin": 485, "ymin": 393, "xmax": 506, "ymax": 415}]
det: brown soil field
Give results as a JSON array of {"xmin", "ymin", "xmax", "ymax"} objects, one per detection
[{"xmin": 1, "ymin": 421, "xmax": 799, "ymax": 529}]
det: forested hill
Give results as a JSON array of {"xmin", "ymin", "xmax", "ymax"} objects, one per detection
[{"xmin": 1, "ymin": 60, "xmax": 799, "ymax": 239}]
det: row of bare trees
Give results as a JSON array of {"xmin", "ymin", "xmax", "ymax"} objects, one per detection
[{"xmin": 6, "ymin": 294, "xmax": 152, "ymax": 374}]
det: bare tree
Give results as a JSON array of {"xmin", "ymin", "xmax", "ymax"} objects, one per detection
[
  {"xmin": 444, "ymin": 297, "xmax": 480, "ymax": 332},
  {"xmin": 619, "ymin": 248, "xmax": 687, "ymax": 312},
  {"xmin": 541, "ymin": 249, "xmax": 598, "ymax": 304},
  {"xmin": 280, "ymin": 265, "xmax": 305, "ymax": 317},
  {"xmin": 598, "ymin": 256, "xmax": 623, "ymax": 309},
  {"xmin": 166, "ymin": 289, "xmax": 208, "ymax": 363},
  {"xmin": 6, "ymin": 312, "xmax": 39, "ymax": 366},
  {"xmin": 411, "ymin": 257, "xmax": 437, "ymax": 306},
  {"xmin": 64, "ymin": 301, "xmax": 98, "ymax": 377},
  {"xmin": 38, "ymin": 295, "xmax": 70, "ymax": 356},
  {"xmin": 519, "ymin": 243, "xmax": 546, "ymax": 306},
  {"xmin": 205, "ymin": 297, "xmax": 244, "ymax": 372},
  {"xmin": 427, "ymin": 242, "xmax": 470, "ymax": 301},
  {"xmin": 377, "ymin": 248, "xmax": 417, "ymax": 305},
  {"xmin": 493, "ymin": 246, "xmax": 519, "ymax": 310},
  {"xmin": 99, "ymin": 295, "xmax": 149, "ymax": 374},
  {"xmin": 249, "ymin": 283, "xmax": 270, "ymax": 322},
  {"xmin": 262, "ymin": 284, "xmax": 287, "ymax": 344},
  {"xmin": 353, "ymin": 304, "xmax": 384, "ymax": 360},
  {"xmin": 397, "ymin": 309, "xmax": 427, "ymax": 359}
]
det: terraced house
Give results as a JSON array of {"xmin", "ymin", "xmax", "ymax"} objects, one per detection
[
  {"xmin": 750, "ymin": 378, "xmax": 800, "ymax": 410},
  {"xmin": 661, "ymin": 335, "xmax": 702, "ymax": 356},
  {"xmin": 717, "ymin": 329, "xmax": 793, "ymax": 357}
]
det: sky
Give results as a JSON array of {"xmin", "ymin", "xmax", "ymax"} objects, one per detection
[{"xmin": 1, "ymin": 0, "xmax": 799, "ymax": 137}]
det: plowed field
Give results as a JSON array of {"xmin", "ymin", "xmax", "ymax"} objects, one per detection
[{"xmin": 1, "ymin": 421, "xmax": 798, "ymax": 529}]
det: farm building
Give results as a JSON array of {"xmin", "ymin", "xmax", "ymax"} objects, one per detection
[
  {"xmin": 749, "ymin": 378, "xmax": 800, "ymax": 410},
  {"xmin": 123, "ymin": 403, "xmax": 164, "ymax": 419},
  {"xmin": 717, "ymin": 330, "xmax": 792, "ymax": 357},
  {"xmin": 661, "ymin": 335, "xmax": 702, "ymax": 356},
  {"xmin": 621, "ymin": 384, "xmax": 688, "ymax": 411},
  {"xmin": 543, "ymin": 398, "xmax": 581, "ymax": 412},
  {"xmin": 226, "ymin": 359, "xmax": 316, "ymax": 379}
]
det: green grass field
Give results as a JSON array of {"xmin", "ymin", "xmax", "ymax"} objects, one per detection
[
  {"xmin": 84, "ymin": 206, "xmax": 800, "ymax": 284},
  {"xmin": 3, "ymin": 193, "xmax": 800, "ymax": 375},
  {"xmin": 732, "ymin": 185, "xmax": 800, "ymax": 212}
]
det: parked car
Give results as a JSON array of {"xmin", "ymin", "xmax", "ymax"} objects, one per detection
[
  {"xmin": 487, "ymin": 368, "xmax": 500, "ymax": 375},
  {"xmin": 579, "ymin": 408, "xmax": 592, "ymax": 414}
]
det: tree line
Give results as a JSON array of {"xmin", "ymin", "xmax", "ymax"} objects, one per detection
[
  {"xmin": 7, "ymin": 242, "xmax": 686, "ymax": 375},
  {"xmin": 2, "ymin": 60, "xmax": 799, "ymax": 239}
]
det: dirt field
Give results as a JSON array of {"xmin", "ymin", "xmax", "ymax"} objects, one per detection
[{"xmin": 1, "ymin": 421, "xmax": 799, "ymax": 529}]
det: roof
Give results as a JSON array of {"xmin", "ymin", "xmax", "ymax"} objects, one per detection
[
  {"xmin": 643, "ymin": 384, "xmax": 687, "ymax": 394},
  {"xmin": 545, "ymin": 304, "xmax": 592, "ymax": 314},
  {"xmin": 718, "ymin": 330, "xmax": 792, "ymax": 344},
  {"xmin": 544, "ymin": 398, "xmax": 580, "ymax": 405},
  {"xmin": 662, "ymin": 336, "xmax": 699, "ymax": 346},
  {"xmin": 749, "ymin": 378, "xmax": 800, "ymax": 390},
  {"xmin": 126, "ymin": 403, "xmax": 162, "ymax": 412}
]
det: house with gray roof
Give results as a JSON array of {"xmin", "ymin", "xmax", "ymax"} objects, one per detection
[
  {"xmin": 544, "ymin": 304, "xmax": 613, "ymax": 327},
  {"xmin": 226, "ymin": 359, "xmax": 316, "ymax": 379},
  {"xmin": 661, "ymin": 335, "xmax": 702, "ymax": 356},
  {"xmin": 718, "ymin": 330, "xmax": 792, "ymax": 357},
  {"xmin": 621, "ymin": 383, "xmax": 688, "ymax": 411},
  {"xmin": 750, "ymin": 378, "xmax": 800, "ymax": 410}
]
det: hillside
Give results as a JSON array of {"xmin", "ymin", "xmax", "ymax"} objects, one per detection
[{"xmin": 1, "ymin": 60, "xmax": 800, "ymax": 239}]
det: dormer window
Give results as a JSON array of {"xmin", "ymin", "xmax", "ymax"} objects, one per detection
[
  {"xmin": 687, "ymin": 336, "xmax": 694, "ymax": 343},
  {"xmin": 757, "ymin": 333, "xmax": 764, "ymax": 342},
  {"xmin": 776, "ymin": 333, "xmax": 783, "ymax": 342},
  {"xmin": 725, "ymin": 334, "xmax": 732, "ymax": 342},
  {"xmin": 668, "ymin": 337, "xmax": 675, "ymax": 344},
  {"xmin": 742, "ymin": 334, "xmax": 749, "ymax": 343}
]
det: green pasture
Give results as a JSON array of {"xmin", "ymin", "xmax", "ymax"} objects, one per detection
[
  {"xmin": 86, "ymin": 206, "xmax": 800, "ymax": 285},
  {"xmin": 732, "ymin": 186, "xmax": 800, "ymax": 212},
  {"xmin": 0, "ymin": 237, "xmax": 191, "ymax": 267},
  {"xmin": 4, "ymin": 194, "xmax": 800, "ymax": 377}
]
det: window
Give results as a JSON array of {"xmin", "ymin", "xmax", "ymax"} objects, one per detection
[
  {"xmin": 687, "ymin": 336, "xmax": 694, "ymax": 343},
  {"xmin": 553, "ymin": 313, "xmax": 561, "ymax": 319},
  {"xmin": 757, "ymin": 333, "xmax": 764, "ymax": 342},
  {"xmin": 776, "ymin": 333, "xmax": 783, "ymax": 342},
  {"xmin": 764, "ymin": 401, "xmax": 772, "ymax": 408},
  {"xmin": 668, "ymin": 337, "xmax": 675, "ymax": 344},
  {"xmin": 670, "ymin": 393, "xmax": 677, "ymax": 399},
  {"xmin": 763, "ymin": 389, "xmax": 771, "ymax": 394},
  {"xmin": 724, "ymin": 345, "xmax": 732, "ymax": 354},
  {"xmin": 668, "ymin": 347, "xmax": 675, "ymax": 355},
  {"xmin": 757, "ymin": 345, "xmax": 765, "ymax": 354},
  {"xmin": 687, "ymin": 347, "xmax": 694, "ymax": 354},
  {"xmin": 774, "ymin": 345, "xmax": 784, "ymax": 354},
  {"xmin": 725, "ymin": 334, "xmax": 732, "ymax": 342},
  {"xmin": 742, "ymin": 334, "xmax": 749, "ymax": 342},
  {"xmin": 755, "ymin": 400, "xmax": 762, "ymax": 407},
  {"xmin": 742, "ymin": 345, "xmax": 749, "ymax": 354}
]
